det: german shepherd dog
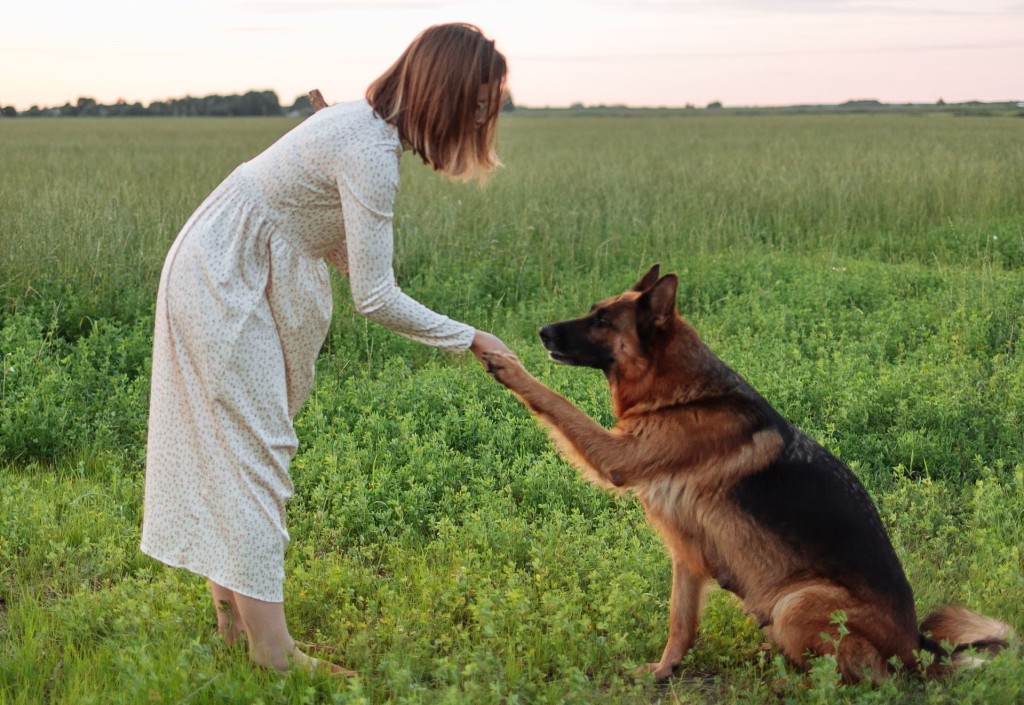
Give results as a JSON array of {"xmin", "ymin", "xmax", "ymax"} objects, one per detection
[{"xmin": 482, "ymin": 265, "xmax": 1012, "ymax": 683}]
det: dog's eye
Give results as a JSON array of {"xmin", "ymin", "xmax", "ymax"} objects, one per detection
[{"xmin": 592, "ymin": 311, "xmax": 609, "ymax": 328}]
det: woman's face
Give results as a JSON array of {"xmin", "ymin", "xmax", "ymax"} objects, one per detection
[{"xmin": 475, "ymin": 82, "xmax": 496, "ymax": 127}]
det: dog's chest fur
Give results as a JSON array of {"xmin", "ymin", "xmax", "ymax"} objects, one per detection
[{"xmin": 622, "ymin": 418, "xmax": 792, "ymax": 606}]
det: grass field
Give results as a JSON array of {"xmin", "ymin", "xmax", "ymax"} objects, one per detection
[{"xmin": 1, "ymin": 112, "xmax": 1023, "ymax": 704}]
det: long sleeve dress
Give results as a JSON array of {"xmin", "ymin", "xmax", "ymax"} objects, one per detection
[{"xmin": 140, "ymin": 100, "xmax": 475, "ymax": 602}]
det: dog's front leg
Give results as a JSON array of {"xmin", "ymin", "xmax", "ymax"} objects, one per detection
[
  {"xmin": 645, "ymin": 553, "xmax": 707, "ymax": 682},
  {"xmin": 482, "ymin": 352, "xmax": 640, "ymax": 486}
]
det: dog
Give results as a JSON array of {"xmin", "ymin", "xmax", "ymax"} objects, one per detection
[{"xmin": 482, "ymin": 264, "xmax": 1012, "ymax": 683}]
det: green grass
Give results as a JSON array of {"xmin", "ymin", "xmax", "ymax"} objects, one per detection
[{"xmin": 1, "ymin": 113, "xmax": 1023, "ymax": 703}]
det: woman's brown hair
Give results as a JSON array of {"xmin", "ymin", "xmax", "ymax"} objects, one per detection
[{"xmin": 367, "ymin": 23, "xmax": 507, "ymax": 182}]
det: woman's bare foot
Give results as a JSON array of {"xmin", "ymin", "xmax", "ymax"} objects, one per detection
[
  {"xmin": 248, "ymin": 641, "xmax": 355, "ymax": 676},
  {"xmin": 287, "ymin": 647, "xmax": 357, "ymax": 677}
]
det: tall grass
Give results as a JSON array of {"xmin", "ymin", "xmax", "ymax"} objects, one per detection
[
  {"xmin": 4, "ymin": 114, "xmax": 1022, "ymax": 324},
  {"xmin": 0, "ymin": 118, "xmax": 278, "ymax": 327},
  {"xmin": 1, "ymin": 113, "xmax": 1022, "ymax": 704}
]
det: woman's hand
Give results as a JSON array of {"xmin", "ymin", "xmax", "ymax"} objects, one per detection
[{"xmin": 470, "ymin": 330, "xmax": 514, "ymax": 365}]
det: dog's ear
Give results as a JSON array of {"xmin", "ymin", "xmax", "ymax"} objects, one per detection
[
  {"xmin": 639, "ymin": 274, "xmax": 678, "ymax": 328},
  {"xmin": 631, "ymin": 264, "xmax": 661, "ymax": 292}
]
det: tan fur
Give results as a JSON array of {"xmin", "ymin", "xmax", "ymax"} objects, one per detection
[{"xmin": 921, "ymin": 605, "xmax": 1014, "ymax": 653}]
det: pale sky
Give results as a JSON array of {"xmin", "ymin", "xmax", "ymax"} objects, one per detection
[{"xmin": 3, "ymin": 0, "xmax": 1022, "ymax": 111}]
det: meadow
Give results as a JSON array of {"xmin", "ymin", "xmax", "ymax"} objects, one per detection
[{"xmin": 1, "ymin": 111, "xmax": 1022, "ymax": 704}]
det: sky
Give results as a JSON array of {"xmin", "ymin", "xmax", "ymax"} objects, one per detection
[{"xmin": 2, "ymin": 0, "xmax": 1022, "ymax": 111}]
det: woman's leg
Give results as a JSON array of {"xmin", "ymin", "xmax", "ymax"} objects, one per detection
[
  {"xmin": 217, "ymin": 586, "xmax": 351, "ymax": 675},
  {"xmin": 209, "ymin": 580, "xmax": 247, "ymax": 646},
  {"xmin": 209, "ymin": 579, "xmax": 295, "ymax": 668},
  {"xmin": 231, "ymin": 592, "xmax": 299, "ymax": 671}
]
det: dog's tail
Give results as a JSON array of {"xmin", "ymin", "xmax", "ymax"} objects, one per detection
[{"xmin": 918, "ymin": 605, "xmax": 1014, "ymax": 675}]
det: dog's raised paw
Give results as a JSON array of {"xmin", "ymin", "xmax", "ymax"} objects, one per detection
[
  {"xmin": 480, "ymin": 351, "xmax": 504, "ymax": 374},
  {"xmin": 481, "ymin": 351, "xmax": 521, "ymax": 375}
]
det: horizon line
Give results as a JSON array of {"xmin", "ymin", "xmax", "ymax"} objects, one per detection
[{"xmin": 6, "ymin": 98, "xmax": 1023, "ymax": 114}]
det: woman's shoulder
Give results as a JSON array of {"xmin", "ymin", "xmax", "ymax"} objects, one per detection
[
  {"xmin": 316, "ymin": 99, "xmax": 398, "ymax": 143},
  {"xmin": 307, "ymin": 101, "xmax": 401, "ymax": 201}
]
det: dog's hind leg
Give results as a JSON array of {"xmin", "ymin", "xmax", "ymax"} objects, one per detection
[
  {"xmin": 767, "ymin": 584, "xmax": 891, "ymax": 684},
  {"xmin": 642, "ymin": 548, "xmax": 708, "ymax": 682},
  {"xmin": 834, "ymin": 636, "xmax": 890, "ymax": 684}
]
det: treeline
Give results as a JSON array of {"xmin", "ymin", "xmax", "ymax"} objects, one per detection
[{"xmin": 1, "ymin": 90, "xmax": 313, "ymax": 118}]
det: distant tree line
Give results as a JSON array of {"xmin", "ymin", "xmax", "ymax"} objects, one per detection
[
  {"xmin": 1, "ymin": 91, "xmax": 314, "ymax": 118},
  {"xmin": 2, "ymin": 90, "xmax": 518, "ymax": 118}
]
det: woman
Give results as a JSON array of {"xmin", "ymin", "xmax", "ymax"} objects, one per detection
[{"xmin": 140, "ymin": 23, "xmax": 511, "ymax": 675}]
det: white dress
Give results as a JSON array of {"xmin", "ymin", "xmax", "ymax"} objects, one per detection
[{"xmin": 140, "ymin": 100, "xmax": 475, "ymax": 602}]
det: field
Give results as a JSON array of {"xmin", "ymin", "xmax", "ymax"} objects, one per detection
[{"xmin": 1, "ymin": 112, "xmax": 1023, "ymax": 704}]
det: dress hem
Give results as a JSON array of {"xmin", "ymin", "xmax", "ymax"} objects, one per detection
[{"xmin": 139, "ymin": 542, "xmax": 285, "ymax": 604}]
